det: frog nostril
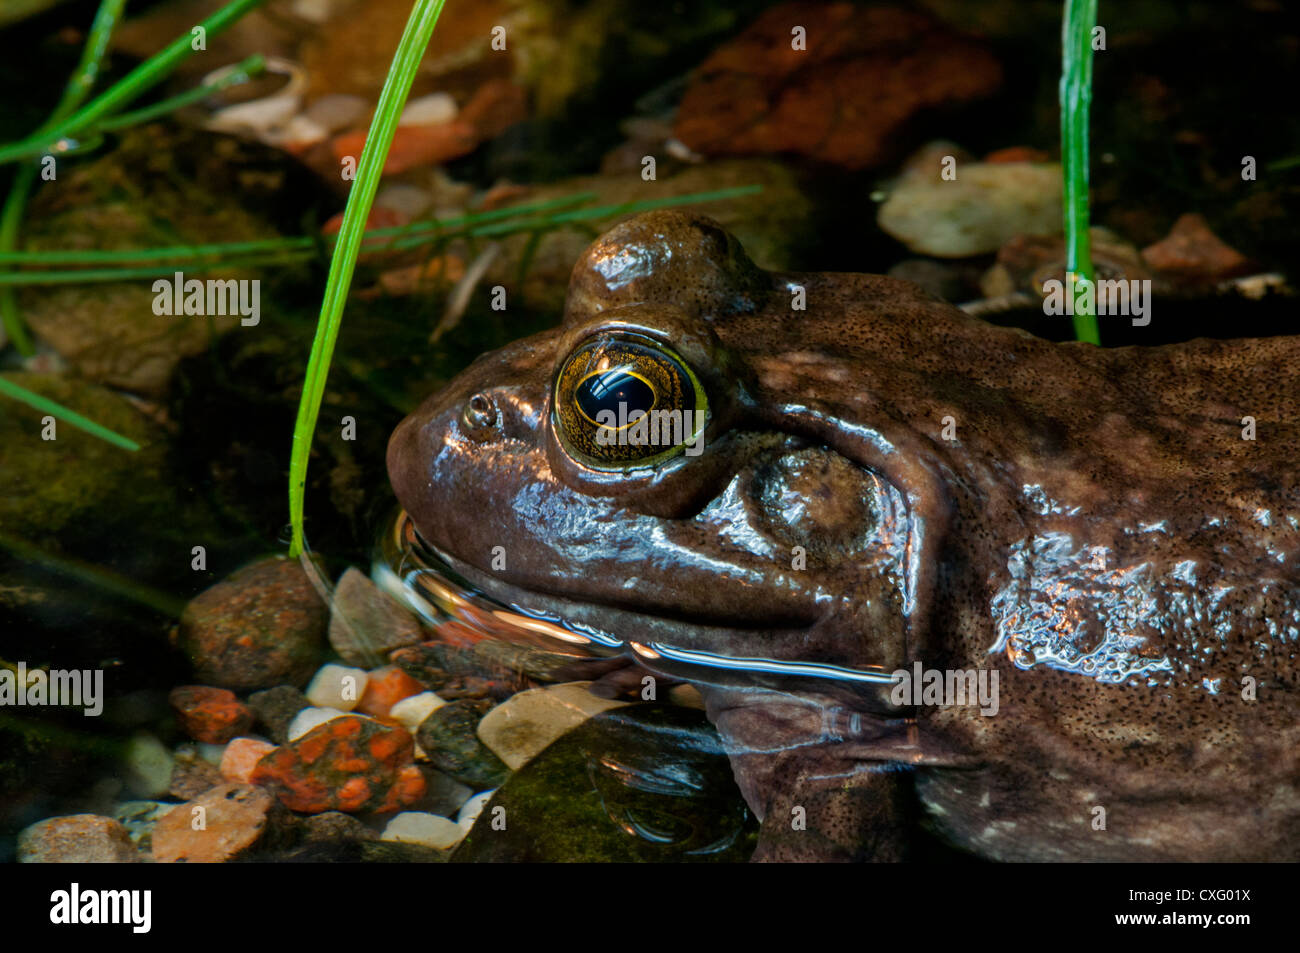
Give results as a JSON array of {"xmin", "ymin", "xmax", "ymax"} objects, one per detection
[{"xmin": 461, "ymin": 392, "xmax": 499, "ymax": 437}]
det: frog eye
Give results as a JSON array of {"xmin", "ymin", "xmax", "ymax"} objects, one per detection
[{"xmin": 553, "ymin": 332, "xmax": 708, "ymax": 469}]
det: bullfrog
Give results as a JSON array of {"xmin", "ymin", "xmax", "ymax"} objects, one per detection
[{"xmin": 387, "ymin": 210, "xmax": 1300, "ymax": 861}]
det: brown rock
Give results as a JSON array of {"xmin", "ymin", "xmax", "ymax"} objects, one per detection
[
  {"xmin": 18, "ymin": 815, "xmax": 141, "ymax": 863},
  {"xmin": 328, "ymin": 568, "xmax": 424, "ymax": 667},
  {"xmin": 460, "ymin": 79, "xmax": 528, "ymax": 140},
  {"xmin": 1141, "ymin": 213, "xmax": 1251, "ymax": 283},
  {"xmin": 247, "ymin": 685, "xmax": 312, "ymax": 745},
  {"xmin": 168, "ymin": 745, "xmax": 225, "ymax": 800},
  {"xmin": 331, "ymin": 121, "xmax": 480, "ymax": 175},
  {"xmin": 674, "ymin": 3, "xmax": 1002, "ymax": 170},
  {"xmin": 152, "ymin": 783, "xmax": 278, "ymax": 863},
  {"xmin": 175, "ymin": 555, "xmax": 327, "ymax": 691},
  {"xmin": 168, "ymin": 685, "xmax": 254, "ymax": 744},
  {"xmin": 299, "ymin": 811, "xmax": 378, "ymax": 844}
]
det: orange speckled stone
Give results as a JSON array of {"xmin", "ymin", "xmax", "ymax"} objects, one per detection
[
  {"xmin": 169, "ymin": 685, "xmax": 254, "ymax": 744},
  {"xmin": 250, "ymin": 715, "xmax": 422, "ymax": 814},
  {"xmin": 356, "ymin": 666, "xmax": 425, "ymax": 717}
]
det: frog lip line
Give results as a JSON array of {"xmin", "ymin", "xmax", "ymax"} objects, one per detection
[{"xmin": 379, "ymin": 510, "xmax": 898, "ymax": 687}]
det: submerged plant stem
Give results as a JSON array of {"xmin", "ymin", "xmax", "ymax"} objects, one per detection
[
  {"xmin": 288, "ymin": 0, "xmax": 447, "ymax": 558},
  {"xmin": 0, "ymin": 0, "xmax": 269, "ymax": 166},
  {"xmin": 0, "ymin": 376, "xmax": 140, "ymax": 450},
  {"xmin": 1061, "ymin": 0, "xmax": 1100, "ymax": 345},
  {"xmin": 0, "ymin": 0, "xmax": 128, "ymax": 356}
]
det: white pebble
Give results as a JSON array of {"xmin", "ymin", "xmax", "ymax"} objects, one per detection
[
  {"xmin": 280, "ymin": 113, "xmax": 329, "ymax": 150},
  {"xmin": 305, "ymin": 663, "xmax": 369, "ymax": 710},
  {"xmin": 399, "ymin": 92, "xmax": 457, "ymax": 127},
  {"xmin": 287, "ymin": 706, "xmax": 349, "ymax": 741},
  {"xmin": 382, "ymin": 812, "xmax": 466, "ymax": 849},
  {"xmin": 305, "ymin": 93, "xmax": 369, "ymax": 133},
  {"xmin": 457, "ymin": 790, "xmax": 495, "ymax": 829},
  {"xmin": 389, "ymin": 691, "xmax": 446, "ymax": 731}
]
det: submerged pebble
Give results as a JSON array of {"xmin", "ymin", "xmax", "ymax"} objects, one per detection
[
  {"xmin": 305, "ymin": 663, "xmax": 369, "ymax": 710},
  {"xmin": 18, "ymin": 815, "xmax": 141, "ymax": 864},
  {"xmin": 381, "ymin": 811, "xmax": 465, "ymax": 849}
]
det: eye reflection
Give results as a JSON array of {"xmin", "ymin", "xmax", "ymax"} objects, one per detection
[{"xmin": 575, "ymin": 366, "xmax": 655, "ymax": 428}]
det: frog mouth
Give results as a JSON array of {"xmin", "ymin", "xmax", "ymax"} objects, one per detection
[{"xmin": 376, "ymin": 509, "xmax": 899, "ymax": 691}]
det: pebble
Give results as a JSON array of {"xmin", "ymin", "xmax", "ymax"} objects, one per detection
[
  {"xmin": 1141, "ymin": 212, "xmax": 1250, "ymax": 281},
  {"xmin": 419, "ymin": 767, "xmax": 473, "ymax": 817},
  {"xmin": 250, "ymin": 715, "xmax": 425, "ymax": 814},
  {"xmin": 331, "ymin": 121, "xmax": 479, "ymax": 175},
  {"xmin": 18, "ymin": 815, "xmax": 141, "ymax": 863},
  {"xmin": 877, "ymin": 161, "xmax": 1062, "ymax": 257},
  {"xmin": 389, "ymin": 691, "xmax": 447, "ymax": 731},
  {"xmin": 356, "ymin": 665, "xmax": 426, "ymax": 718},
  {"xmin": 124, "ymin": 732, "xmax": 175, "ymax": 798},
  {"xmin": 399, "ymin": 92, "xmax": 458, "ymax": 127},
  {"xmin": 174, "ymin": 555, "xmax": 327, "ymax": 690},
  {"xmin": 169, "ymin": 744, "xmax": 225, "ymax": 800},
  {"xmin": 152, "ymin": 783, "xmax": 277, "ymax": 863},
  {"xmin": 477, "ymin": 682, "xmax": 627, "ymax": 771},
  {"xmin": 220, "ymin": 737, "xmax": 277, "ymax": 784},
  {"xmin": 287, "ymin": 706, "xmax": 350, "ymax": 742},
  {"xmin": 373, "ymin": 185, "xmax": 434, "ymax": 224},
  {"xmin": 305, "ymin": 663, "xmax": 369, "ymax": 710},
  {"xmin": 381, "ymin": 812, "xmax": 465, "ymax": 850},
  {"xmin": 416, "ymin": 698, "xmax": 510, "ymax": 790},
  {"xmin": 112, "ymin": 800, "xmax": 174, "ymax": 851},
  {"xmin": 457, "ymin": 790, "xmax": 495, "ymax": 829},
  {"xmin": 168, "ymin": 685, "xmax": 254, "ymax": 744},
  {"xmin": 248, "ymin": 685, "xmax": 311, "ymax": 744},
  {"xmin": 299, "ymin": 811, "xmax": 377, "ymax": 844},
  {"xmin": 327, "ymin": 567, "xmax": 424, "ymax": 667},
  {"xmin": 304, "ymin": 93, "xmax": 370, "ymax": 133}
]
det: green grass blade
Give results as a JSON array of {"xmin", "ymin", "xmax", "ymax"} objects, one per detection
[
  {"xmin": 287, "ymin": 0, "xmax": 447, "ymax": 558},
  {"xmin": 95, "ymin": 54, "xmax": 267, "ymax": 132},
  {"xmin": 1, "ymin": 0, "xmax": 128, "ymax": 356},
  {"xmin": 0, "ymin": 376, "xmax": 141, "ymax": 451},
  {"xmin": 0, "ymin": 0, "xmax": 269, "ymax": 165},
  {"xmin": 1061, "ymin": 0, "xmax": 1100, "ymax": 345}
]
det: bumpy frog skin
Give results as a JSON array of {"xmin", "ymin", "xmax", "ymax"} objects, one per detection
[{"xmin": 387, "ymin": 211, "xmax": 1300, "ymax": 862}]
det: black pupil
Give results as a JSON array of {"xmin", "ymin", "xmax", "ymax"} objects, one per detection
[{"xmin": 576, "ymin": 367, "xmax": 654, "ymax": 422}]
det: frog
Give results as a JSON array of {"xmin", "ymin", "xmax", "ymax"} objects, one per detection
[{"xmin": 387, "ymin": 210, "xmax": 1300, "ymax": 862}]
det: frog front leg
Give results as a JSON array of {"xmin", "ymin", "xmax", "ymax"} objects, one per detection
[{"xmin": 703, "ymin": 686, "xmax": 914, "ymax": 862}]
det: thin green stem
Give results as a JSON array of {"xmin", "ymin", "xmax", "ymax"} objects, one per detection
[
  {"xmin": 0, "ymin": 0, "xmax": 269, "ymax": 165},
  {"xmin": 96, "ymin": 54, "xmax": 267, "ymax": 132},
  {"xmin": 1061, "ymin": 0, "xmax": 1100, "ymax": 345},
  {"xmin": 0, "ymin": 376, "xmax": 141, "ymax": 451},
  {"xmin": 1, "ymin": 0, "xmax": 128, "ymax": 356},
  {"xmin": 0, "ymin": 531, "xmax": 186, "ymax": 617},
  {"xmin": 288, "ymin": 0, "xmax": 447, "ymax": 558}
]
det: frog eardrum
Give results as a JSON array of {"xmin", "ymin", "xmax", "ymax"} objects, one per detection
[{"xmin": 551, "ymin": 331, "xmax": 708, "ymax": 469}]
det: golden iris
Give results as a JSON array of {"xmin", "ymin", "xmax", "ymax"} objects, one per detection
[{"xmin": 553, "ymin": 333, "xmax": 707, "ymax": 468}]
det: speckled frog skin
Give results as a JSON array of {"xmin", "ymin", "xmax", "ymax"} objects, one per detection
[{"xmin": 388, "ymin": 211, "xmax": 1300, "ymax": 861}]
